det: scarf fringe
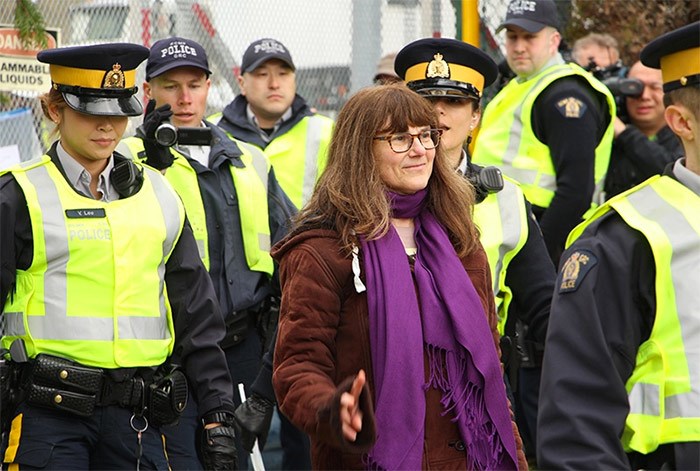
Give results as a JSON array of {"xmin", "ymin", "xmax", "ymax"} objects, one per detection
[{"xmin": 426, "ymin": 344, "xmax": 505, "ymax": 471}]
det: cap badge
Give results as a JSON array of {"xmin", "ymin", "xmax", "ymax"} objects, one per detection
[
  {"xmin": 103, "ymin": 63, "xmax": 125, "ymax": 89},
  {"xmin": 680, "ymin": 76, "xmax": 688, "ymax": 86},
  {"xmin": 426, "ymin": 53, "xmax": 450, "ymax": 79}
]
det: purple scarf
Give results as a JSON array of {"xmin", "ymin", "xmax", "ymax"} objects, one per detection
[{"xmin": 362, "ymin": 189, "xmax": 518, "ymax": 470}]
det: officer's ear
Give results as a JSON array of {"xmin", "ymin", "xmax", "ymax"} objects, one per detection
[{"xmin": 665, "ymin": 103, "xmax": 695, "ymax": 143}]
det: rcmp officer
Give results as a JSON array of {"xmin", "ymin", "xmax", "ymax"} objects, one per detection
[
  {"xmin": 472, "ymin": 0, "xmax": 616, "ymax": 266},
  {"xmin": 117, "ymin": 36, "xmax": 297, "ymax": 469},
  {"xmin": 0, "ymin": 43, "xmax": 237, "ymax": 469},
  {"xmin": 537, "ymin": 22, "xmax": 700, "ymax": 470},
  {"xmin": 395, "ymin": 37, "xmax": 555, "ymax": 463}
]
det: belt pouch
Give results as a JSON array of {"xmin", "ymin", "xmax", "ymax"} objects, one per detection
[
  {"xmin": 27, "ymin": 383, "xmax": 96, "ymax": 417},
  {"xmin": 32, "ymin": 354, "xmax": 103, "ymax": 394},
  {"xmin": 148, "ymin": 368, "xmax": 188, "ymax": 426}
]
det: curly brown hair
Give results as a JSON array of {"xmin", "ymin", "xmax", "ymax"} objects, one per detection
[{"xmin": 296, "ymin": 82, "xmax": 480, "ymax": 257}]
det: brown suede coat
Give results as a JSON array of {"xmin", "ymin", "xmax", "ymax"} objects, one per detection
[{"xmin": 271, "ymin": 228, "xmax": 527, "ymax": 470}]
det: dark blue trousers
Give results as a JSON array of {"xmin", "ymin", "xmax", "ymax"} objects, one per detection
[{"xmin": 2, "ymin": 402, "xmax": 169, "ymax": 469}]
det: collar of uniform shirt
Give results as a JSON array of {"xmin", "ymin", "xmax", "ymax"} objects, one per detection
[
  {"xmin": 245, "ymin": 103, "xmax": 292, "ymax": 142},
  {"xmin": 56, "ymin": 141, "xmax": 117, "ymax": 202},
  {"xmin": 673, "ymin": 158, "xmax": 700, "ymax": 196},
  {"xmin": 516, "ymin": 52, "xmax": 565, "ymax": 84}
]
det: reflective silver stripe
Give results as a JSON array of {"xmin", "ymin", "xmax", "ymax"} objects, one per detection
[
  {"xmin": 4, "ymin": 312, "xmax": 26, "ymax": 336},
  {"xmin": 236, "ymin": 142, "xmax": 272, "ymax": 255},
  {"xmin": 19, "ymin": 165, "xmax": 177, "ymax": 341},
  {"xmin": 628, "ymin": 382, "xmax": 660, "ymax": 416},
  {"xmin": 503, "ymin": 66, "xmax": 571, "ymax": 189},
  {"xmin": 302, "ymin": 116, "xmax": 324, "ymax": 204},
  {"xmin": 627, "ymin": 185, "xmax": 700, "ymax": 418},
  {"xmin": 145, "ymin": 167, "xmax": 182, "ymax": 330},
  {"xmin": 492, "ymin": 181, "xmax": 523, "ymax": 296}
]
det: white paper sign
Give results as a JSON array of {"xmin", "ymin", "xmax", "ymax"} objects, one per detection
[{"xmin": 0, "ymin": 144, "xmax": 20, "ymax": 170}]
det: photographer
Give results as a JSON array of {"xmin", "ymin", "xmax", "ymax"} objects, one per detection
[{"xmin": 603, "ymin": 60, "xmax": 683, "ymax": 199}]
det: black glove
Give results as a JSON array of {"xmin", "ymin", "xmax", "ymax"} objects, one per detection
[
  {"xmin": 232, "ymin": 393, "xmax": 275, "ymax": 452},
  {"xmin": 201, "ymin": 424, "xmax": 238, "ymax": 470},
  {"xmin": 141, "ymin": 100, "xmax": 174, "ymax": 170}
]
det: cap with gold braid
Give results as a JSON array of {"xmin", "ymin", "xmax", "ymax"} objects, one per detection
[
  {"xmin": 640, "ymin": 21, "xmax": 700, "ymax": 93},
  {"xmin": 37, "ymin": 43, "xmax": 149, "ymax": 117},
  {"xmin": 395, "ymin": 38, "xmax": 498, "ymax": 101}
]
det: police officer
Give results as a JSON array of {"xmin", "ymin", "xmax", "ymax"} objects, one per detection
[
  {"xmin": 395, "ymin": 37, "xmax": 555, "ymax": 464},
  {"xmin": 212, "ymin": 37, "xmax": 334, "ymax": 210},
  {"xmin": 212, "ymin": 37, "xmax": 334, "ymax": 469},
  {"xmin": 0, "ymin": 43, "xmax": 237, "ymax": 469},
  {"xmin": 472, "ymin": 0, "xmax": 616, "ymax": 265},
  {"xmin": 538, "ymin": 21, "xmax": 700, "ymax": 469},
  {"xmin": 117, "ymin": 37, "xmax": 296, "ymax": 469}
]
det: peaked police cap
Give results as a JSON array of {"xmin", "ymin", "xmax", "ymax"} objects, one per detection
[
  {"xmin": 395, "ymin": 38, "xmax": 498, "ymax": 100},
  {"xmin": 37, "ymin": 43, "xmax": 149, "ymax": 117}
]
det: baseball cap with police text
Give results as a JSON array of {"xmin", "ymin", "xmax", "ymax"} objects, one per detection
[
  {"xmin": 497, "ymin": 0, "xmax": 560, "ymax": 33},
  {"xmin": 240, "ymin": 38, "xmax": 295, "ymax": 74},
  {"xmin": 146, "ymin": 37, "xmax": 212, "ymax": 81}
]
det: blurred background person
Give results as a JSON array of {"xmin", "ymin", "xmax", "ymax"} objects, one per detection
[
  {"xmin": 603, "ymin": 59, "xmax": 683, "ymax": 198},
  {"xmin": 373, "ymin": 52, "xmax": 400, "ymax": 85},
  {"xmin": 572, "ymin": 32, "xmax": 621, "ymax": 70}
]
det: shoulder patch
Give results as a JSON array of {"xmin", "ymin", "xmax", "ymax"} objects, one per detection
[
  {"xmin": 556, "ymin": 97, "xmax": 586, "ymax": 118},
  {"xmin": 558, "ymin": 249, "xmax": 597, "ymax": 293}
]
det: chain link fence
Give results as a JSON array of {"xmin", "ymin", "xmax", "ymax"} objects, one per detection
[{"xmin": 1, "ymin": 0, "xmax": 506, "ymax": 165}]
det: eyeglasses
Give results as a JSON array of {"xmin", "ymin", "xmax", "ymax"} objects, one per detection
[{"xmin": 373, "ymin": 128, "xmax": 443, "ymax": 153}]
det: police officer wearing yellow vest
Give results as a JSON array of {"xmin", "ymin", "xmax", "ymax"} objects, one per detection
[
  {"xmin": 116, "ymin": 37, "xmax": 296, "ymax": 470},
  {"xmin": 537, "ymin": 22, "xmax": 700, "ymax": 469},
  {"xmin": 395, "ymin": 37, "xmax": 555, "ymax": 464},
  {"xmin": 472, "ymin": 0, "xmax": 615, "ymax": 266},
  {"xmin": 0, "ymin": 43, "xmax": 237, "ymax": 470},
  {"xmin": 212, "ymin": 38, "xmax": 334, "ymax": 210},
  {"xmin": 212, "ymin": 37, "xmax": 333, "ymax": 469}
]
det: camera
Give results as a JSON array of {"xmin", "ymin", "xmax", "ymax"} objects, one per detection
[
  {"xmin": 584, "ymin": 59, "xmax": 644, "ymax": 121},
  {"xmin": 154, "ymin": 123, "xmax": 213, "ymax": 147}
]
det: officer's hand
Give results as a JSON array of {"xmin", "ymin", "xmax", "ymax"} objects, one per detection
[
  {"xmin": 201, "ymin": 424, "xmax": 238, "ymax": 470},
  {"xmin": 142, "ymin": 100, "xmax": 174, "ymax": 170},
  {"xmin": 232, "ymin": 393, "xmax": 275, "ymax": 452}
]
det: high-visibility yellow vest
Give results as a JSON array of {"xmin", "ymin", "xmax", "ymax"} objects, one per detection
[
  {"xmin": 473, "ymin": 63, "xmax": 615, "ymax": 214},
  {"xmin": 210, "ymin": 113, "xmax": 333, "ymax": 208},
  {"xmin": 1, "ymin": 156, "xmax": 183, "ymax": 368},
  {"xmin": 474, "ymin": 177, "xmax": 529, "ymax": 334},
  {"xmin": 568, "ymin": 175, "xmax": 700, "ymax": 454},
  {"xmin": 122, "ymin": 137, "xmax": 273, "ymax": 275}
]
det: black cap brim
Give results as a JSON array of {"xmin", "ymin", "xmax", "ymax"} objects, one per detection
[
  {"xmin": 242, "ymin": 55, "xmax": 295, "ymax": 74},
  {"xmin": 63, "ymin": 92, "xmax": 144, "ymax": 117},
  {"xmin": 497, "ymin": 19, "xmax": 547, "ymax": 33},
  {"xmin": 146, "ymin": 61, "xmax": 212, "ymax": 81},
  {"xmin": 408, "ymin": 79, "xmax": 481, "ymax": 100}
]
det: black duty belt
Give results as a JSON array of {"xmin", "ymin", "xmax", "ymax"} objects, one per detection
[{"xmin": 23, "ymin": 354, "xmax": 155, "ymax": 417}]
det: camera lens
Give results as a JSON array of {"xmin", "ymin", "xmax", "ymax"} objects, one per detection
[{"xmin": 155, "ymin": 123, "xmax": 178, "ymax": 147}]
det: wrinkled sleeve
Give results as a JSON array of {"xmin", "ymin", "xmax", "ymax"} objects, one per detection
[{"xmin": 272, "ymin": 241, "xmax": 375, "ymax": 451}]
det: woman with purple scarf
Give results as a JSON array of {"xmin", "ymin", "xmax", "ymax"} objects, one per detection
[{"xmin": 271, "ymin": 83, "xmax": 527, "ymax": 470}]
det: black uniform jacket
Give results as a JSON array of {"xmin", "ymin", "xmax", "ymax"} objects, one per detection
[
  {"xmin": 530, "ymin": 75, "xmax": 611, "ymax": 266},
  {"xmin": 537, "ymin": 163, "xmax": 700, "ymax": 470},
  {"xmin": 0, "ymin": 144, "xmax": 235, "ymax": 417}
]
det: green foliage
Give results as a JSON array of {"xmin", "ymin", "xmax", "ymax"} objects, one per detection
[
  {"xmin": 14, "ymin": 0, "xmax": 48, "ymax": 50},
  {"xmin": 566, "ymin": 0, "xmax": 700, "ymax": 66}
]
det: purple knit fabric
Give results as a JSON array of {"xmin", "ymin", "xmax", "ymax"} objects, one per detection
[{"xmin": 362, "ymin": 189, "xmax": 518, "ymax": 470}]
